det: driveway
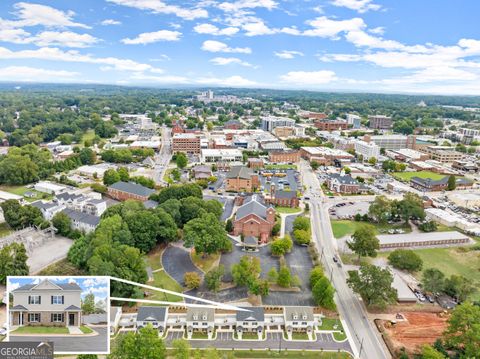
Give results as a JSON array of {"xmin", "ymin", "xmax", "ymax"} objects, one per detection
[
  {"xmin": 10, "ymin": 326, "xmax": 109, "ymax": 353},
  {"xmin": 260, "ymin": 169, "xmax": 299, "ymax": 192},
  {"xmin": 164, "ymin": 330, "xmax": 351, "ymax": 353},
  {"xmin": 204, "ymin": 195, "xmax": 234, "ymax": 221},
  {"xmin": 162, "ymin": 245, "xmax": 202, "ymax": 285}
]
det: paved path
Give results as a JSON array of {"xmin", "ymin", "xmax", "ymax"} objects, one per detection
[
  {"xmin": 10, "ymin": 326, "xmax": 108, "ymax": 353},
  {"xmin": 165, "ymin": 331, "xmax": 352, "ymax": 353},
  {"xmin": 162, "ymin": 245, "xmax": 202, "ymax": 285},
  {"xmin": 67, "ymin": 326, "xmax": 82, "ymax": 334}
]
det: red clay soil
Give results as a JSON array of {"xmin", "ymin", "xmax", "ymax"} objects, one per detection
[{"xmin": 384, "ymin": 312, "xmax": 448, "ymax": 354}]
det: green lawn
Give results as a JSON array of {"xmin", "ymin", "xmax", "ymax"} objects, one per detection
[
  {"xmin": 12, "ymin": 326, "xmax": 69, "ymax": 334},
  {"xmin": 0, "ymin": 185, "xmax": 52, "ymax": 202},
  {"xmin": 275, "ymin": 206, "xmax": 302, "ymax": 214},
  {"xmin": 392, "ymin": 171, "xmax": 447, "ymax": 182},
  {"xmin": 265, "ymin": 164, "xmax": 297, "ymax": 170},
  {"xmin": 81, "ymin": 129, "xmax": 96, "ymax": 147},
  {"xmin": 169, "ymin": 350, "xmax": 351, "ymax": 358},
  {"xmin": 148, "ymin": 270, "xmax": 183, "ymax": 303},
  {"xmin": 146, "ymin": 246, "xmax": 164, "ymax": 271},
  {"xmin": 318, "ymin": 318, "xmax": 347, "ymax": 341},
  {"xmin": 80, "ymin": 326, "xmax": 93, "ymax": 334},
  {"xmin": 0, "ymin": 222, "xmax": 12, "ymax": 238},
  {"xmin": 412, "ymin": 247, "xmax": 480, "ymax": 301},
  {"xmin": 330, "ymin": 220, "xmax": 411, "ymax": 239},
  {"xmin": 38, "ymin": 259, "xmax": 86, "ymax": 276},
  {"xmin": 190, "ymin": 331, "xmax": 210, "ymax": 339},
  {"xmin": 290, "ymin": 332, "xmax": 309, "ymax": 340},
  {"xmin": 191, "ymin": 250, "xmax": 219, "ymax": 273}
]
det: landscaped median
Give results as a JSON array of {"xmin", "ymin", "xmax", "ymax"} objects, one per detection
[
  {"xmin": 317, "ymin": 318, "xmax": 347, "ymax": 342},
  {"xmin": 10, "ymin": 325, "xmax": 98, "ymax": 337}
]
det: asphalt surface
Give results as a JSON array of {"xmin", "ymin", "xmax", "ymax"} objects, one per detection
[
  {"xmin": 259, "ymin": 169, "xmax": 300, "ymax": 192},
  {"xmin": 10, "ymin": 326, "xmax": 109, "ymax": 353},
  {"xmin": 162, "ymin": 246, "xmax": 203, "ymax": 285},
  {"xmin": 164, "ymin": 330, "xmax": 352, "ymax": 353},
  {"xmin": 300, "ymin": 160, "xmax": 389, "ymax": 359},
  {"xmin": 203, "ymin": 195, "xmax": 234, "ymax": 221},
  {"xmin": 154, "ymin": 125, "xmax": 172, "ymax": 185}
]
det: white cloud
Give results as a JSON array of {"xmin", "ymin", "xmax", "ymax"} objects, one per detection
[
  {"xmin": 218, "ymin": 0, "xmax": 278, "ymax": 13},
  {"xmin": 369, "ymin": 26, "xmax": 384, "ymax": 35},
  {"xmin": 303, "ymin": 16, "xmax": 365, "ymax": 38},
  {"xmin": 210, "ymin": 56, "xmax": 256, "ymax": 67},
  {"xmin": 0, "ymin": 28, "xmax": 31, "ymax": 44},
  {"xmin": 33, "ymin": 31, "xmax": 99, "ymax": 48},
  {"xmin": 331, "ymin": 0, "xmax": 381, "ymax": 13},
  {"xmin": 193, "ymin": 23, "xmax": 239, "ymax": 36},
  {"xmin": 0, "ymin": 46, "xmax": 164, "ymax": 73},
  {"xmin": 274, "ymin": 50, "xmax": 304, "ymax": 59},
  {"xmin": 280, "ymin": 70, "xmax": 337, "ymax": 85},
  {"xmin": 201, "ymin": 40, "xmax": 251, "ymax": 53},
  {"xmin": 101, "ymin": 19, "xmax": 122, "ymax": 26},
  {"xmin": 7, "ymin": 2, "xmax": 90, "ymax": 29},
  {"xmin": 130, "ymin": 72, "xmax": 190, "ymax": 84},
  {"xmin": 8, "ymin": 281, "xmax": 21, "ymax": 291},
  {"xmin": 149, "ymin": 54, "xmax": 171, "ymax": 61},
  {"xmin": 106, "ymin": 0, "xmax": 208, "ymax": 20},
  {"xmin": 242, "ymin": 20, "xmax": 277, "ymax": 36},
  {"xmin": 121, "ymin": 30, "xmax": 182, "ymax": 44}
]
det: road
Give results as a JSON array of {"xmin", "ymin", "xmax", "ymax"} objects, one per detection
[
  {"xmin": 154, "ymin": 124, "xmax": 172, "ymax": 185},
  {"xmin": 10, "ymin": 326, "xmax": 109, "ymax": 353},
  {"xmin": 300, "ymin": 160, "xmax": 389, "ymax": 359}
]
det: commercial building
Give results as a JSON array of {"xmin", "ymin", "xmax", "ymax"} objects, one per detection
[
  {"xmin": 363, "ymin": 134, "xmax": 416, "ymax": 150},
  {"xmin": 410, "ymin": 176, "xmax": 473, "ymax": 192},
  {"xmin": 224, "ymin": 120, "xmax": 243, "ymax": 130},
  {"xmin": 172, "ymin": 133, "xmax": 201, "ymax": 154},
  {"xmin": 225, "ymin": 166, "xmax": 260, "ymax": 192},
  {"xmin": 386, "ymin": 148, "xmax": 430, "ymax": 162},
  {"xmin": 300, "ymin": 147, "xmax": 354, "ymax": 165},
  {"xmin": 326, "ymin": 173, "xmax": 363, "ymax": 194},
  {"xmin": 346, "ymin": 114, "xmax": 361, "ymax": 129},
  {"xmin": 354, "ymin": 140, "xmax": 380, "ymax": 160},
  {"xmin": 377, "ymin": 231, "xmax": 470, "ymax": 250},
  {"xmin": 452, "ymin": 160, "xmax": 478, "ymax": 173},
  {"xmin": 314, "ymin": 119, "xmax": 348, "ymax": 131},
  {"xmin": 201, "ymin": 148, "xmax": 242, "ymax": 163},
  {"xmin": 261, "ymin": 116, "xmax": 295, "ymax": 132},
  {"xmin": 34, "ymin": 181, "xmax": 67, "ymax": 195},
  {"xmin": 107, "ymin": 181, "xmax": 155, "ymax": 201},
  {"xmin": 265, "ymin": 185, "xmax": 299, "ymax": 208},
  {"xmin": 368, "ymin": 115, "xmax": 393, "ymax": 129},
  {"xmin": 269, "ymin": 150, "xmax": 300, "ymax": 163},
  {"xmin": 423, "ymin": 146, "xmax": 465, "ymax": 163}
]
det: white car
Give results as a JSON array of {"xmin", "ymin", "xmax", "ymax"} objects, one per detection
[{"xmin": 0, "ymin": 327, "xmax": 7, "ymax": 336}]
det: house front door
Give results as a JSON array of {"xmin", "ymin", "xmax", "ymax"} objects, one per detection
[{"xmin": 68, "ymin": 313, "xmax": 75, "ymax": 326}]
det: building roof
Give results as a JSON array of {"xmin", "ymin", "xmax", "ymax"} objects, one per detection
[
  {"xmin": 137, "ymin": 306, "xmax": 167, "ymax": 322},
  {"xmin": 65, "ymin": 305, "xmax": 82, "ymax": 311},
  {"xmin": 226, "ymin": 166, "xmax": 254, "ymax": 180},
  {"xmin": 377, "ymin": 231, "xmax": 470, "ymax": 246},
  {"xmin": 12, "ymin": 280, "xmax": 82, "ymax": 292},
  {"xmin": 236, "ymin": 307, "xmax": 265, "ymax": 322},
  {"xmin": 275, "ymin": 190, "xmax": 297, "ymax": 199},
  {"xmin": 236, "ymin": 195, "xmax": 271, "ymax": 221},
  {"xmin": 62, "ymin": 208, "xmax": 100, "ymax": 227},
  {"xmin": 108, "ymin": 181, "xmax": 156, "ymax": 197},
  {"xmin": 186, "ymin": 307, "xmax": 215, "ymax": 322},
  {"xmin": 284, "ymin": 306, "xmax": 314, "ymax": 321},
  {"xmin": 142, "ymin": 200, "xmax": 158, "ymax": 209},
  {"xmin": 11, "ymin": 305, "xmax": 28, "ymax": 311},
  {"xmin": 411, "ymin": 176, "xmax": 473, "ymax": 187},
  {"xmin": 31, "ymin": 200, "xmax": 58, "ymax": 210},
  {"xmin": 328, "ymin": 173, "xmax": 359, "ymax": 185}
]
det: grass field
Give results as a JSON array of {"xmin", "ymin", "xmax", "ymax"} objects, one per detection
[
  {"xmin": 0, "ymin": 185, "xmax": 52, "ymax": 202},
  {"xmin": 12, "ymin": 326, "xmax": 69, "ymax": 334},
  {"xmin": 275, "ymin": 206, "xmax": 302, "ymax": 214},
  {"xmin": 81, "ymin": 129, "xmax": 96, "ymax": 146},
  {"xmin": 330, "ymin": 220, "xmax": 411, "ymax": 239},
  {"xmin": 0, "ymin": 222, "xmax": 12, "ymax": 238},
  {"xmin": 265, "ymin": 164, "xmax": 297, "ymax": 170},
  {"xmin": 392, "ymin": 171, "xmax": 447, "ymax": 182},
  {"xmin": 148, "ymin": 270, "xmax": 183, "ymax": 303},
  {"xmin": 167, "ymin": 350, "xmax": 351, "ymax": 358},
  {"xmin": 38, "ymin": 259, "xmax": 86, "ymax": 276},
  {"xmin": 318, "ymin": 318, "xmax": 347, "ymax": 341},
  {"xmin": 191, "ymin": 250, "xmax": 219, "ymax": 273},
  {"xmin": 80, "ymin": 326, "xmax": 93, "ymax": 334}
]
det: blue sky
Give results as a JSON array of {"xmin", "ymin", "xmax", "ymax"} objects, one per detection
[
  {"xmin": 8, "ymin": 276, "xmax": 109, "ymax": 301},
  {"xmin": 0, "ymin": 0, "xmax": 479, "ymax": 94}
]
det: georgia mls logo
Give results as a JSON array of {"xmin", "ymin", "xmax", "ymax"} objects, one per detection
[{"xmin": 0, "ymin": 342, "xmax": 54, "ymax": 359}]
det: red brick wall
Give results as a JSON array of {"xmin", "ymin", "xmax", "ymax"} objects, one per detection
[{"xmin": 108, "ymin": 188, "xmax": 149, "ymax": 202}]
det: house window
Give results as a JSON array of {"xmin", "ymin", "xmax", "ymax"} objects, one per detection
[
  {"xmin": 51, "ymin": 295, "xmax": 64, "ymax": 304},
  {"xmin": 51, "ymin": 313, "xmax": 64, "ymax": 322},
  {"xmin": 293, "ymin": 321, "xmax": 298, "ymax": 325},
  {"xmin": 28, "ymin": 295, "xmax": 41, "ymax": 305},
  {"xmin": 28, "ymin": 313, "xmax": 40, "ymax": 322}
]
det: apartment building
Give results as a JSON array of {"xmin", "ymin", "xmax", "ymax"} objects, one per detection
[
  {"xmin": 354, "ymin": 140, "xmax": 380, "ymax": 160},
  {"xmin": 346, "ymin": 114, "xmax": 361, "ymax": 129},
  {"xmin": 269, "ymin": 150, "xmax": 300, "ymax": 163},
  {"xmin": 201, "ymin": 149, "xmax": 242, "ymax": 163},
  {"xmin": 423, "ymin": 146, "xmax": 465, "ymax": 163},
  {"xmin": 314, "ymin": 119, "xmax": 348, "ymax": 131},
  {"xmin": 261, "ymin": 116, "xmax": 295, "ymax": 132},
  {"xmin": 172, "ymin": 133, "xmax": 201, "ymax": 154},
  {"xmin": 364, "ymin": 134, "xmax": 416, "ymax": 150},
  {"xmin": 225, "ymin": 166, "xmax": 260, "ymax": 192},
  {"xmin": 300, "ymin": 146, "xmax": 354, "ymax": 165},
  {"xmin": 368, "ymin": 115, "xmax": 393, "ymax": 129}
]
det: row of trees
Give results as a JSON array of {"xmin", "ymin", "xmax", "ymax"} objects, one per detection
[
  {"xmin": 103, "ymin": 167, "xmax": 155, "ymax": 188},
  {"xmin": 422, "ymin": 269, "xmax": 475, "ymax": 302},
  {"xmin": 292, "ymin": 216, "xmax": 311, "ymax": 245},
  {"xmin": 309, "ymin": 266, "xmax": 336, "ymax": 310},
  {"xmin": 368, "ymin": 194, "xmax": 426, "ymax": 224},
  {"xmin": 100, "ymin": 147, "xmax": 154, "ymax": 164}
]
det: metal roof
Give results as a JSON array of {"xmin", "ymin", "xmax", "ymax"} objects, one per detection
[
  {"xmin": 137, "ymin": 306, "xmax": 167, "ymax": 322},
  {"xmin": 236, "ymin": 307, "xmax": 265, "ymax": 322},
  {"xmin": 108, "ymin": 181, "xmax": 155, "ymax": 197}
]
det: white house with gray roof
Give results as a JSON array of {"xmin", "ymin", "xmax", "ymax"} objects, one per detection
[
  {"xmin": 235, "ymin": 307, "xmax": 265, "ymax": 339},
  {"xmin": 186, "ymin": 307, "xmax": 215, "ymax": 339},
  {"xmin": 136, "ymin": 306, "xmax": 168, "ymax": 333},
  {"xmin": 283, "ymin": 306, "xmax": 316, "ymax": 340}
]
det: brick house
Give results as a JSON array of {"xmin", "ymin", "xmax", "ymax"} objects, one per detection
[
  {"xmin": 248, "ymin": 158, "xmax": 264, "ymax": 169},
  {"xmin": 266, "ymin": 185, "xmax": 299, "ymax": 208},
  {"xmin": 269, "ymin": 150, "xmax": 300, "ymax": 163},
  {"xmin": 233, "ymin": 195, "xmax": 275, "ymax": 243},
  {"xmin": 224, "ymin": 120, "xmax": 243, "ymax": 130},
  {"xmin": 226, "ymin": 166, "xmax": 260, "ymax": 192},
  {"xmin": 410, "ymin": 176, "xmax": 473, "ymax": 192},
  {"xmin": 10, "ymin": 279, "xmax": 82, "ymax": 327},
  {"xmin": 107, "ymin": 181, "xmax": 155, "ymax": 201},
  {"xmin": 326, "ymin": 173, "xmax": 363, "ymax": 194}
]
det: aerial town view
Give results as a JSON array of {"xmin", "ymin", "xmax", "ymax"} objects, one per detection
[{"xmin": 0, "ymin": 1, "xmax": 479, "ymax": 359}]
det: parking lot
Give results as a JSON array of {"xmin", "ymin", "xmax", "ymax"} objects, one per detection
[
  {"xmin": 329, "ymin": 201, "xmax": 370, "ymax": 219},
  {"xmin": 259, "ymin": 169, "xmax": 300, "ymax": 192}
]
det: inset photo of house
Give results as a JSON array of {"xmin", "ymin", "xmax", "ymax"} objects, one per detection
[{"xmin": 6, "ymin": 276, "xmax": 110, "ymax": 354}]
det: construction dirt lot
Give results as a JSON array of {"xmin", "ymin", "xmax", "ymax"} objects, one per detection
[{"xmin": 378, "ymin": 311, "xmax": 449, "ymax": 356}]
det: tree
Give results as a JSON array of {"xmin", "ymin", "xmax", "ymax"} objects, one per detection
[
  {"xmin": 293, "ymin": 216, "xmax": 310, "ymax": 231},
  {"xmin": 172, "ymin": 339, "xmax": 191, "ymax": 359},
  {"xmin": 82, "ymin": 293, "xmax": 96, "ymax": 314},
  {"xmin": 152, "ymin": 208, "xmax": 178, "ymax": 243},
  {"xmin": 347, "ymin": 225, "xmax": 379, "ymax": 262},
  {"xmin": 183, "ymin": 213, "xmax": 228, "ymax": 256},
  {"xmin": 0, "ymin": 243, "xmax": 29, "ymax": 284},
  {"xmin": 109, "ymin": 325, "xmax": 166, "ymax": 359},
  {"xmin": 368, "ymin": 196, "xmax": 392, "ymax": 223},
  {"xmin": 184, "ymin": 272, "xmax": 201, "ymax": 289},
  {"xmin": 0, "ymin": 155, "xmax": 39, "ymax": 185},
  {"xmin": 293, "ymin": 229, "xmax": 310, "ymax": 245},
  {"xmin": 124, "ymin": 210, "xmax": 161, "ymax": 253},
  {"xmin": 387, "ymin": 249, "xmax": 423, "ymax": 272},
  {"xmin": 277, "ymin": 266, "xmax": 292, "ymax": 287},
  {"xmin": 444, "ymin": 302, "xmax": 480, "ymax": 358},
  {"xmin": 447, "ymin": 175, "xmax": 456, "ymax": 191},
  {"xmin": 312, "ymin": 276, "xmax": 336, "ymax": 310},
  {"xmin": 310, "ymin": 161, "xmax": 319, "ymax": 170},
  {"xmin": 271, "ymin": 222, "xmax": 280, "ymax": 236},
  {"xmin": 368, "ymin": 157, "xmax": 377, "ymax": 165},
  {"xmin": 420, "ymin": 345, "xmax": 446, "ymax": 359},
  {"xmin": 418, "ymin": 221, "xmax": 437, "ymax": 232},
  {"xmin": 267, "ymin": 267, "xmax": 278, "ymax": 282},
  {"xmin": 270, "ymin": 235, "xmax": 293, "ymax": 256},
  {"xmin": 176, "ymin": 152, "xmax": 187, "ymax": 169},
  {"xmin": 443, "ymin": 275, "xmax": 475, "ymax": 302},
  {"xmin": 225, "ymin": 218, "xmax": 233, "ymax": 232},
  {"xmin": 309, "ymin": 266, "xmax": 325, "ymax": 288},
  {"xmin": 231, "ymin": 255, "xmax": 261, "ymax": 290},
  {"xmin": 151, "ymin": 184, "xmax": 203, "ymax": 204},
  {"xmin": 52, "ymin": 212, "xmax": 72, "ymax": 237},
  {"xmin": 397, "ymin": 192, "xmax": 425, "ymax": 223},
  {"xmin": 422, "ymin": 268, "xmax": 445, "ymax": 293},
  {"xmin": 347, "ymin": 264, "xmax": 397, "ymax": 308},
  {"xmin": 79, "ymin": 148, "xmax": 96, "ymax": 165},
  {"xmin": 1, "ymin": 200, "xmax": 43, "ymax": 230},
  {"xmin": 205, "ymin": 265, "xmax": 224, "ymax": 292},
  {"xmin": 103, "ymin": 168, "xmax": 120, "ymax": 186}
]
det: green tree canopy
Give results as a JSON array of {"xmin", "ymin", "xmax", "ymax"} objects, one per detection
[
  {"xmin": 387, "ymin": 249, "xmax": 423, "ymax": 272},
  {"xmin": 183, "ymin": 213, "xmax": 228, "ymax": 256},
  {"xmin": 347, "ymin": 225, "xmax": 379, "ymax": 262}
]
